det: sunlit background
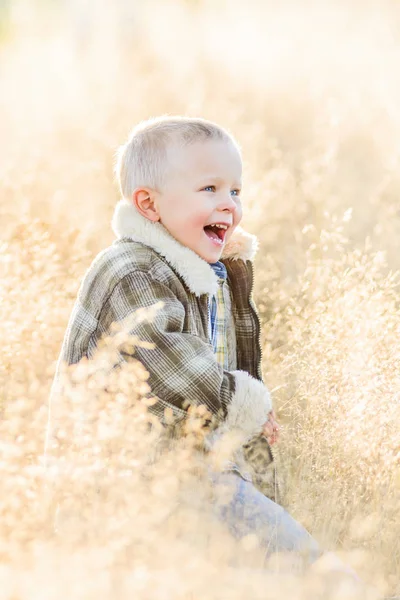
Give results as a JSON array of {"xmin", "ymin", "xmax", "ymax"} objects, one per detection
[{"xmin": 1, "ymin": 0, "xmax": 400, "ymax": 597}]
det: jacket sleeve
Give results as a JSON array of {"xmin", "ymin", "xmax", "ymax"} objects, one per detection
[{"xmin": 99, "ymin": 271, "xmax": 272, "ymax": 439}]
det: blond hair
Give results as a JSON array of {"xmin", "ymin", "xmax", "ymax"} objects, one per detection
[{"xmin": 115, "ymin": 115, "xmax": 240, "ymax": 199}]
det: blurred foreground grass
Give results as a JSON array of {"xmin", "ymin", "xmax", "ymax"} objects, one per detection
[{"xmin": 0, "ymin": 0, "xmax": 400, "ymax": 597}]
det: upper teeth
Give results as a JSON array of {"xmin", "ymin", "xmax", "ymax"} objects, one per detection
[{"xmin": 212, "ymin": 224, "xmax": 228, "ymax": 229}]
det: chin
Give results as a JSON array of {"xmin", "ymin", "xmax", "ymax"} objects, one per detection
[
  {"xmin": 191, "ymin": 240, "xmax": 224, "ymax": 263},
  {"xmin": 202, "ymin": 251, "xmax": 223, "ymax": 264}
]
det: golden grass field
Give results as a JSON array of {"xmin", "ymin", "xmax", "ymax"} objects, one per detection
[{"xmin": 1, "ymin": 0, "xmax": 400, "ymax": 597}]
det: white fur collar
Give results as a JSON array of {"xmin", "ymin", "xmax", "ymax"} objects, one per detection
[{"xmin": 111, "ymin": 199, "xmax": 258, "ymax": 297}]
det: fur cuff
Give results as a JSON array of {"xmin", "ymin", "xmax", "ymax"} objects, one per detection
[{"xmin": 225, "ymin": 370, "xmax": 272, "ymax": 438}]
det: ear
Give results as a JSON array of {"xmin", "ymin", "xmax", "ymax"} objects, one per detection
[{"xmin": 132, "ymin": 188, "xmax": 160, "ymax": 222}]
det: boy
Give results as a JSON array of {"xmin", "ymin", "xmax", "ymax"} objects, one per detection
[{"xmin": 47, "ymin": 116, "xmax": 321, "ymax": 564}]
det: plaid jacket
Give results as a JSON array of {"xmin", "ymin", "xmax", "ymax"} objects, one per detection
[{"xmin": 47, "ymin": 199, "xmax": 272, "ymax": 448}]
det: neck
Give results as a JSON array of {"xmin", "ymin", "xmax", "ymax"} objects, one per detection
[{"xmin": 112, "ymin": 199, "xmax": 258, "ymax": 297}]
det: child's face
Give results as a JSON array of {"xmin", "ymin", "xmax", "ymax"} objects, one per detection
[{"xmin": 154, "ymin": 139, "xmax": 243, "ymax": 263}]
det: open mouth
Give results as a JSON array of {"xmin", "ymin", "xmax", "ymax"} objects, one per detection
[{"xmin": 203, "ymin": 223, "xmax": 229, "ymax": 246}]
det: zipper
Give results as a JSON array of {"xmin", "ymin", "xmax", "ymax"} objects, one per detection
[
  {"xmin": 248, "ymin": 263, "xmax": 278, "ymax": 500},
  {"xmin": 248, "ymin": 261, "xmax": 263, "ymax": 381},
  {"xmin": 207, "ymin": 295, "xmax": 211, "ymax": 343}
]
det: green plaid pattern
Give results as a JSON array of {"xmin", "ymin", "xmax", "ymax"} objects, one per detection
[{"xmin": 51, "ymin": 239, "xmax": 262, "ymax": 432}]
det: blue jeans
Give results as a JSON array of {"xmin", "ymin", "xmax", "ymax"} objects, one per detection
[{"xmin": 210, "ymin": 471, "xmax": 322, "ymax": 568}]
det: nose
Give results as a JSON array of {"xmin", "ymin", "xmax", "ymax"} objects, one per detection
[{"xmin": 217, "ymin": 193, "xmax": 236, "ymax": 212}]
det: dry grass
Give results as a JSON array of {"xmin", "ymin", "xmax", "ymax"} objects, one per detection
[{"xmin": 1, "ymin": 0, "xmax": 400, "ymax": 597}]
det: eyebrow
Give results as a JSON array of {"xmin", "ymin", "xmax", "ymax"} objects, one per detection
[{"xmin": 199, "ymin": 176, "xmax": 242, "ymax": 187}]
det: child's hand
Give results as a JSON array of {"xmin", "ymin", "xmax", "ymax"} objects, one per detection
[{"xmin": 261, "ymin": 410, "xmax": 279, "ymax": 445}]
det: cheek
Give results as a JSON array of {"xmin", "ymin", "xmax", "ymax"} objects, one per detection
[
  {"xmin": 234, "ymin": 204, "xmax": 243, "ymax": 224},
  {"xmin": 189, "ymin": 208, "xmax": 210, "ymax": 230},
  {"xmin": 167, "ymin": 211, "xmax": 206, "ymax": 238}
]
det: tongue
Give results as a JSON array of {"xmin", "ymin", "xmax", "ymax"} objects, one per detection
[{"xmin": 204, "ymin": 227, "xmax": 220, "ymax": 241}]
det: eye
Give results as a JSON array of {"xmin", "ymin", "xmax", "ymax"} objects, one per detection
[
  {"xmin": 231, "ymin": 189, "xmax": 241, "ymax": 197},
  {"xmin": 203, "ymin": 185, "xmax": 216, "ymax": 192}
]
